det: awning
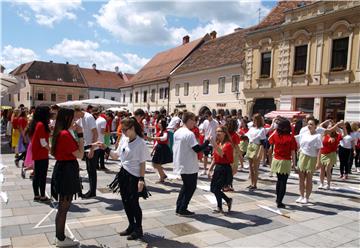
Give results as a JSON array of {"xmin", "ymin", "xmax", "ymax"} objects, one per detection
[
  {"xmin": 265, "ymin": 110, "xmax": 306, "ymax": 119},
  {"xmin": 0, "ymin": 73, "xmax": 26, "ymax": 97}
]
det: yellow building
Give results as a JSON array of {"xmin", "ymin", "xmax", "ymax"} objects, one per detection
[{"xmin": 243, "ymin": 1, "xmax": 360, "ymax": 121}]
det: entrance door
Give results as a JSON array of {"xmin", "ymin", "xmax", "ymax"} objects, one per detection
[
  {"xmin": 322, "ymin": 97, "xmax": 346, "ymax": 122},
  {"xmin": 252, "ymin": 98, "xmax": 276, "ymax": 116}
]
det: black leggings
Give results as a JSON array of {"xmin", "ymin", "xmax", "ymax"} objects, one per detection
[
  {"xmin": 56, "ymin": 197, "xmax": 72, "ymax": 241},
  {"xmin": 210, "ymin": 165, "xmax": 231, "ymax": 209},
  {"xmin": 276, "ymin": 173, "xmax": 289, "ymax": 204},
  {"xmin": 33, "ymin": 159, "xmax": 49, "ymax": 197},
  {"xmin": 120, "ymin": 169, "xmax": 142, "ymax": 230},
  {"xmin": 355, "ymin": 148, "xmax": 360, "ymax": 168},
  {"xmin": 339, "ymin": 146, "xmax": 351, "ymax": 176}
]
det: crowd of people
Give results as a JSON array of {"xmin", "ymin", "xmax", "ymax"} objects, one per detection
[{"xmin": 1, "ymin": 104, "xmax": 360, "ymax": 247}]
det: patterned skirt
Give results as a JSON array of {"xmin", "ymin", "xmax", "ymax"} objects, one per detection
[
  {"xmin": 271, "ymin": 158, "xmax": 291, "ymax": 175},
  {"xmin": 320, "ymin": 152, "xmax": 337, "ymax": 167},
  {"xmin": 298, "ymin": 152, "xmax": 317, "ymax": 173}
]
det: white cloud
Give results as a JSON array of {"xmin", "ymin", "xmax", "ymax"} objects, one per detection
[
  {"xmin": 14, "ymin": 0, "xmax": 82, "ymax": 27},
  {"xmin": 94, "ymin": 0, "xmax": 271, "ymax": 45},
  {"xmin": 0, "ymin": 45, "xmax": 38, "ymax": 72},
  {"xmin": 46, "ymin": 39, "xmax": 149, "ymax": 73}
]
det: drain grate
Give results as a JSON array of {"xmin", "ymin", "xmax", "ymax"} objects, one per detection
[{"xmin": 166, "ymin": 223, "xmax": 200, "ymax": 237}]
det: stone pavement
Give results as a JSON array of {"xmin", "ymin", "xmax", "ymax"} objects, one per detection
[{"xmin": 1, "ymin": 144, "xmax": 360, "ymax": 247}]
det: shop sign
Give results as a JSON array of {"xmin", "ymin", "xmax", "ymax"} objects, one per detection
[{"xmin": 216, "ymin": 103, "xmax": 226, "ymax": 107}]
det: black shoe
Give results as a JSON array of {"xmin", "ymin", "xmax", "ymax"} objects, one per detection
[
  {"xmin": 21, "ymin": 169, "xmax": 26, "ymax": 179},
  {"xmin": 277, "ymin": 203, "xmax": 286, "ymax": 208},
  {"xmin": 127, "ymin": 228, "xmax": 143, "ymax": 240},
  {"xmin": 100, "ymin": 167, "xmax": 107, "ymax": 170},
  {"xmin": 119, "ymin": 227, "xmax": 134, "ymax": 236},
  {"xmin": 227, "ymin": 198, "xmax": 233, "ymax": 212},
  {"xmin": 15, "ymin": 160, "xmax": 19, "ymax": 167},
  {"xmin": 178, "ymin": 210, "xmax": 195, "ymax": 217},
  {"xmin": 82, "ymin": 192, "xmax": 96, "ymax": 199}
]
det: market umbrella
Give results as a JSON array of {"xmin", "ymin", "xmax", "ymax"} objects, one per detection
[
  {"xmin": 57, "ymin": 100, "xmax": 83, "ymax": 107},
  {"xmin": 107, "ymin": 107, "xmax": 128, "ymax": 112},
  {"xmin": 80, "ymin": 98, "xmax": 123, "ymax": 107},
  {"xmin": 0, "ymin": 73, "xmax": 25, "ymax": 97}
]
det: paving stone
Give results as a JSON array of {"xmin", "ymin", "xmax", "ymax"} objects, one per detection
[
  {"xmin": 0, "ymin": 238, "xmax": 11, "ymax": 247},
  {"xmin": 340, "ymin": 221, "xmax": 360, "ymax": 233},
  {"xmin": 300, "ymin": 233, "xmax": 343, "ymax": 248},
  {"xmin": 0, "ymin": 208, "xmax": 13, "ymax": 217},
  {"xmin": 318, "ymin": 226, "xmax": 359, "ymax": 246},
  {"xmin": 190, "ymin": 230, "xmax": 231, "ymax": 245},
  {"xmin": 338, "ymin": 239, "xmax": 360, "ymax": 248},
  {"xmin": 1, "ymin": 215, "xmax": 30, "ymax": 227},
  {"xmin": 0, "ymin": 225, "xmax": 22, "ymax": 239},
  {"xmin": 11, "ymin": 233, "xmax": 50, "ymax": 247},
  {"xmin": 76, "ymin": 224, "xmax": 118, "ymax": 240}
]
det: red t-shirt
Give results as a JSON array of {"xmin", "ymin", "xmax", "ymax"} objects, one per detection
[
  {"xmin": 321, "ymin": 133, "xmax": 342, "ymax": 154},
  {"xmin": 55, "ymin": 130, "xmax": 78, "ymax": 160},
  {"xmin": 238, "ymin": 127, "xmax": 249, "ymax": 141},
  {"xmin": 156, "ymin": 130, "xmax": 169, "ymax": 145},
  {"xmin": 18, "ymin": 117, "xmax": 27, "ymax": 129},
  {"xmin": 12, "ymin": 117, "xmax": 19, "ymax": 129},
  {"xmin": 268, "ymin": 132, "xmax": 297, "ymax": 160},
  {"xmin": 191, "ymin": 127, "xmax": 200, "ymax": 140},
  {"xmin": 230, "ymin": 132, "xmax": 240, "ymax": 145},
  {"xmin": 213, "ymin": 142, "xmax": 234, "ymax": 164},
  {"xmin": 31, "ymin": 122, "xmax": 50, "ymax": 160}
]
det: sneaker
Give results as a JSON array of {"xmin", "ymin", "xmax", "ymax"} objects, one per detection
[
  {"xmin": 318, "ymin": 183, "xmax": 325, "ymax": 190},
  {"xmin": 119, "ymin": 227, "xmax": 134, "ymax": 236},
  {"xmin": 227, "ymin": 198, "xmax": 233, "ymax": 212},
  {"xmin": 127, "ymin": 228, "xmax": 143, "ymax": 240},
  {"xmin": 300, "ymin": 198, "xmax": 308, "ymax": 204},
  {"xmin": 55, "ymin": 237, "xmax": 79, "ymax": 247},
  {"xmin": 212, "ymin": 208, "xmax": 224, "ymax": 214},
  {"xmin": 325, "ymin": 184, "xmax": 331, "ymax": 190},
  {"xmin": 296, "ymin": 196, "xmax": 303, "ymax": 203},
  {"xmin": 277, "ymin": 203, "xmax": 286, "ymax": 209},
  {"xmin": 357, "ymin": 168, "xmax": 360, "ymax": 173},
  {"xmin": 178, "ymin": 209, "xmax": 195, "ymax": 216}
]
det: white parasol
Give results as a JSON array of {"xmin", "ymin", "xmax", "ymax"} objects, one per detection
[{"xmin": 0, "ymin": 73, "xmax": 26, "ymax": 97}]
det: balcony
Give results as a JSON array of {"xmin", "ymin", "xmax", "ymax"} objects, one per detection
[{"xmin": 288, "ymin": 73, "xmax": 311, "ymax": 87}]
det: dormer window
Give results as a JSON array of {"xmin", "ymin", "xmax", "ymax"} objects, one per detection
[
  {"xmin": 57, "ymin": 78, "xmax": 63, "ymax": 81},
  {"xmin": 35, "ymin": 75, "xmax": 40, "ymax": 79},
  {"xmin": 72, "ymin": 78, "xmax": 77, "ymax": 82}
]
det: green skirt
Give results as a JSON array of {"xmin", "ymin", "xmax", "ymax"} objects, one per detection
[
  {"xmin": 298, "ymin": 152, "xmax": 317, "ymax": 173},
  {"xmin": 246, "ymin": 143, "xmax": 260, "ymax": 160},
  {"xmin": 231, "ymin": 149, "xmax": 240, "ymax": 171},
  {"xmin": 320, "ymin": 152, "xmax": 337, "ymax": 167},
  {"xmin": 271, "ymin": 158, "xmax": 291, "ymax": 175},
  {"xmin": 239, "ymin": 140, "xmax": 248, "ymax": 153},
  {"xmin": 104, "ymin": 134, "xmax": 111, "ymax": 146}
]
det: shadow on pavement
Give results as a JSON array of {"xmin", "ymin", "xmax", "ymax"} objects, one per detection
[{"xmin": 141, "ymin": 233, "xmax": 198, "ymax": 248}]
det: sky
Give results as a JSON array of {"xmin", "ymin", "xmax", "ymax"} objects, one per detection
[{"xmin": 1, "ymin": 0, "xmax": 277, "ymax": 74}]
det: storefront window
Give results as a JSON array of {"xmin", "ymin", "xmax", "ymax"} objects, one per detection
[
  {"xmin": 323, "ymin": 97, "xmax": 346, "ymax": 122},
  {"xmin": 295, "ymin": 98, "xmax": 314, "ymax": 113}
]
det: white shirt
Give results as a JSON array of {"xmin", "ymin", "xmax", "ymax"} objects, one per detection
[
  {"xmin": 167, "ymin": 116, "xmax": 181, "ymax": 130},
  {"xmin": 246, "ymin": 127, "xmax": 266, "ymax": 144},
  {"xmin": 203, "ymin": 119, "xmax": 219, "ymax": 144},
  {"xmin": 300, "ymin": 126, "xmax": 325, "ymax": 135},
  {"xmin": 77, "ymin": 112, "xmax": 97, "ymax": 147},
  {"xmin": 173, "ymin": 127, "xmax": 199, "ymax": 175},
  {"xmin": 96, "ymin": 116, "xmax": 107, "ymax": 143},
  {"xmin": 296, "ymin": 132, "xmax": 323, "ymax": 157},
  {"xmin": 116, "ymin": 135, "xmax": 150, "ymax": 177}
]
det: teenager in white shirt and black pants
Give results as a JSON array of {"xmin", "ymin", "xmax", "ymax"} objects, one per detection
[
  {"xmin": 104, "ymin": 117, "xmax": 150, "ymax": 240},
  {"xmin": 173, "ymin": 112, "xmax": 210, "ymax": 216}
]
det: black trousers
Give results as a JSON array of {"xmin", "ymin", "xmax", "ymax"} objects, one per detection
[
  {"xmin": 355, "ymin": 148, "xmax": 360, "ymax": 168},
  {"xmin": 94, "ymin": 149, "xmax": 105, "ymax": 169},
  {"xmin": 339, "ymin": 146, "xmax": 351, "ymax": 176},
  {"xmin": 276, "ymin": 173, "xmax": 288, "ymax": 204},
  {"xmin": 120, "ymin": 168, "xmax": 142, "ymax": 230},
  {"xmin": 85, "ymin": 150, "xmax": 98, "ymax": 195},
  {"xmin": 176, "ymin": 173, "xmax": 198, "ymax": 213},
  {"xmin": 210, "ymin": 165, "xmax": 231, "ymax": 208},
  {"xmin": 33, "ymin": 159, "xmax": 49, "ymax": 197}
]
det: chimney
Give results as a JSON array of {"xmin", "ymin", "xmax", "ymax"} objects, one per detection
[
  {"xmin": 50, "ymin": 60, "xmax": 53, "ymax": 63},
  {"xmin": 234, "ymin": 27, "xmax": 243, "ymax": 32},
  {"xmin": 182, "ymin": 35, "xmax": 190, "ymax": 45},
  {"xmin": 66, "ymin": 61, "xmax": 69, "ymax": 64},
  {"xmin": 92, "ymin": 63, "xmax": 96, "ymax": 69},
  {"xmin": 210, "ymin": 31, "xmax": 217, "ymax": 40},
  {"xmin": 115, "ymin": 66, "xmax": 119, "ymax": 73}
]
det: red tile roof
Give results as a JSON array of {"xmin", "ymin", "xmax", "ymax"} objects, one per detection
[
  {"xmin": 173, "ymin": 29, "xmax": 247, "ymax": 75},
  {"xmin": 79, "ymin": 67, "xmax": 126, "ymax": 89},
  {"xmin": 130, "ymin": 36, "xmax": 209, "ymax": 85}
]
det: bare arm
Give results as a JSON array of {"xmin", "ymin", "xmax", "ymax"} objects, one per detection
[{"xmin": 72, "ymin": 138, "xmax": 84, "ymax": 159}]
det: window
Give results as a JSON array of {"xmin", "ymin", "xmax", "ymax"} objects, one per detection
[
  {"xmin": 218, "ymin": 77, "xmax": 225, "ymax": 93},
  {"xmin": 175, "ymin": 84, "xmax": 180, "ymax": 96},
  {"xmin": 151, "ymin": 89, "xmax": 156, "ymax": 102},
  {"xmin": 203, "ymin": 80, "xmax": 209, "ymax": 95},
  {"xmin": 18, "ymin": 93, "xmax": 20, "ymax": 101},
  {"xmin": 260, "ymin": 52, "xmax": 271, "ymax": 78},
  {"xmin": 135, "ymin": 92, "xmax": 139, "ymax": 103},
  {"xmin": 231, "ymin": 75, "xmax": 240, "ymax": 92},
  {"xmin": 123, "ymin": 94, "xmax": 126, "ymax": 102},
  {"xmin": 67, "ymin": 94, "xmax": 72, "ymax": 101},
  {"xmin": 184, "ymin": 83, "xmax": 189, "ymax": 96},
  {"xmin": 159, "ymin": 88, "xmax": 164, "ymax": 99},
  {"xmin": 37, "ymin": 93, "xmax": 44, "ymax": 101},
  {"xmin": 143, "ymin": 91, "xmax": 147, "ymax": 102},
  {"xmin": 130, "ymin": 93, "xmax": 133, "ymax": 102},
  {"xmin": 94, "ymin": 96, "xmax": 99, "ymax": 99},
  {"xmin": 79, "ymin": 95, "xmax": 84, "ymax": 100},
  {"xmin": 8, "ymin": 95, "xmax": 11, "ymax": 102},
  {"xmin": 295, "ymin": 98, "xmax": 314, "ymax": 113},
  {"xmin": 164, "ymin": 87, "xmax": 169, "ymax": 99},
  {"xmin": 111, "ymin": 97, "xmax": 115, "ymax": 101},
  {"xmin": 51, "ymin": 93, "xmax": 56, "ymax": 102},
  {"xmin": 331, "ymin": 37, "xmax": 348, "ymax": 71},
  {"xmin": 26, "ymin": 92, "xmax": 29, "ymax": 100},
  {"xmin": 294, "ymin": 45, "xmax": 307, "ymax": 74}
]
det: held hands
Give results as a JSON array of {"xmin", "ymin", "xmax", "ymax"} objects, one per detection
[{"xmin": 207, "ymin": 169, "xmax": 213, "ymax": 179}]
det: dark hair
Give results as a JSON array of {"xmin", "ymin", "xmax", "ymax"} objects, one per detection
[
  {"xmin": 216, "ymin": 125, "xmax": 232, "ymax": 145},
  {"xmin": 204, "ymin": 110, "xmax": 212, "ymax": 117},
  {"xmin": 51, "ymin": 108, "xmax": 75, "ymax": 156},
  {"xmin": 345, "ymin": 122, "xmax": 352, "ymax": 134},
  {"xmin": 182, "ymin": 112, "xmax": 195, "ymax": 124},
  {"xmin": 277, "ymin": 118, "xmax": 291, "ymax": 135},
  {"xmin": 226, "ymin": 118, "xmax": 238, "ymax": 133},
  {"xmin": 253, "ymin": 113, "xmax": 264, "ymax": 128},
  {"xmin": 19, "ymin": 110, "xmax": 27, "ymax": 118},
  {"xmin": 134, "ymin": 108, "xmax": 145, "ymax": 117},
  {"xmin": 27, "ymin": 106, "xmax": 51, "ymax": 137},
  {"xmin": 294, "ymin": 119, "xmax": 303, "ymax": 135},
  {"xmin": 158, "ymin": 119, "xmax": 167, "ymax": 136},
  {"xmin": 122, "ymin": 117, "xmax": 144, "ymax": 138}
]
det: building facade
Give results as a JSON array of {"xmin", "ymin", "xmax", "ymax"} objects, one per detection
[{"xmin": 243, "ymin": 1, "xmax": 360, "ymax": 121}]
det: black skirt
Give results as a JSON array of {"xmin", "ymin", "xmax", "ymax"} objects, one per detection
[
  {"xmin": 152, "ymin": 143, "xmax": 173, "ymax": 165},
  {"xmin": 210, "ymin": 164, "xmax": 233, "ymax": 191},
  {"xmin": 51, "ymin": 160, "xmax": 81, "ymax": 201}
]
